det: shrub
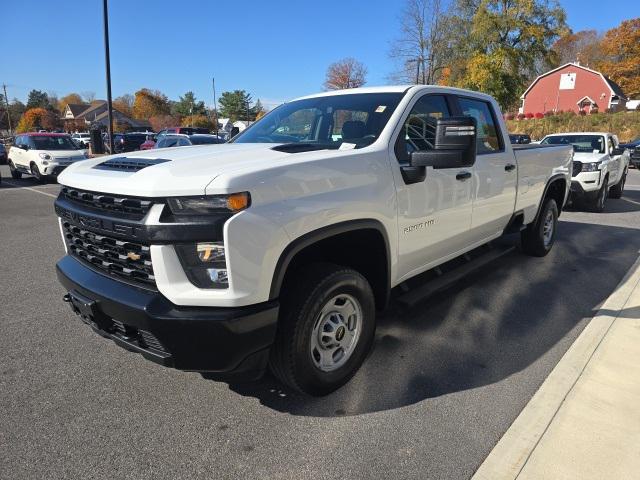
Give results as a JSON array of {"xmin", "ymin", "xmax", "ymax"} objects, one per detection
[
  {"xmin": 535, "ymin": 112, "xmax": 544, "ymax": 119},
  {"xmin": 590, "ymin": 107, "xmax": 599, "ymax": 114},
  {"xmin": 517, "ymin": 113, "xmax": 525, "ymax": 120},
  {"xmin": 544, "ymin": 111, "xmax": 554, "ymax": 117},
  {"xmin": 504, "ymin": 113, "xmax": 515, "ymax": 120},
  {"xmin": 525, "ymin": 112, "xmax": 534, "ymax": 119},
  {"xmin": 578, "ymin": 110, "xmax": 587, "ymax": 116}
]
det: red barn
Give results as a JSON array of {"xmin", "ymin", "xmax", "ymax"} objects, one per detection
[{"xmin": 520, "ymin": 63, "xmax": 627, "ymax": 115}]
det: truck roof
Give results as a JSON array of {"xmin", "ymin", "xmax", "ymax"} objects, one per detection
[
  {"xmin": 292, "ymin": 85, "xmax": 498, "ymax": 103},
  {"xmin": 21, "ymin": 132, "xmax": 70, "ymax": 137},
  {"xmin": 543, "ymin": 132, "xmax": 612, "ymax": 137}
]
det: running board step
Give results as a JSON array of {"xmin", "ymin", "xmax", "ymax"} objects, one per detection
[{"xmin": 395, "ymin": 245, "xmax": 516, "ymax": 308}]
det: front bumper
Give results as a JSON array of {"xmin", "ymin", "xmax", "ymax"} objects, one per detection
[
  {"xmin": 570, "ymin": 171, "xmax": 601, "ymax": 197},
  {"xmin": 56, "ymin": 255, "xmax": 279, "ymax": 379}
]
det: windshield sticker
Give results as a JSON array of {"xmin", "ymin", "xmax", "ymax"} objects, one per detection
[
  {"xmin": 339, "ymin": 142, "xmax": 357, "ymax": 150},
  {"xmin": 375, "ymin": 105, "xmax": 387, "ymax": 113}
]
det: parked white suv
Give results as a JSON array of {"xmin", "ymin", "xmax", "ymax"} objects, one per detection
[
  {"xmin": 8, "ymin": 133, "xmax": 88, "ymax": 182},
  {"xmin": 55, "ymin": 86, "xmax": 572, "ymax": 395},
  {"xmin": 540, "ymin": 132, "xmax": 629, "ymax": 211},
  {"xmin": 71, "ymin": 132, "xmax": 91, "ymax": 147}
]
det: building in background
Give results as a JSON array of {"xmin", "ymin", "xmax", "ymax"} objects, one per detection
[{"xmin": 520, "ymin": 63, "xmax": 627, "ymax": 115}]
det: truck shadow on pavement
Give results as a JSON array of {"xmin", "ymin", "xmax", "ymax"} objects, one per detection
[
  {"xmin": 564, "ymin": 187, "xmax": 640, "ymax": 214},
  {"xmin": 227, "ymin": 219, "xmax": 639, "ymax": 417}
]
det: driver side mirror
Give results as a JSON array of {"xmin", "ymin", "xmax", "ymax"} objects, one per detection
[
  {"xmin": 612, "ymin": 146, "xmax": 624, "ymax": 156},
  {"xmin": 409, "ymin": 116, "xmax": 477, "ymax": 169}
]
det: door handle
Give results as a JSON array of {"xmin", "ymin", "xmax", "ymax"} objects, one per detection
[
  {"xmin": 505, "ymin": 164, "xmax": 516, "ymax": 172},
  {"xmin": 456, "ymin": 171, "xmax": 472, "ymax": 181}
]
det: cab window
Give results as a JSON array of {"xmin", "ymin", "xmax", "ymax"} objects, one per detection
[
  {"xmin": 457, "ymin": 97, "xmax": 502, "ymax": 154},
  {"xmin": 395, "ymin": 94, "xmax": 450, "ymax": 163}
]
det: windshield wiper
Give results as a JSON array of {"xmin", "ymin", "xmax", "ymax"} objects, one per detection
[{"xmin": 271, "ymin": 143, "xmax": 337, "ymax": 153}]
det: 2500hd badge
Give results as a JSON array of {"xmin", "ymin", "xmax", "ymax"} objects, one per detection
[{"xmin": 404, "ymin": 219, "xmax": 435, "ymax": 234}]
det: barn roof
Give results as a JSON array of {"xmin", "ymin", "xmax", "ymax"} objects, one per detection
[{"xmin": 521, "ymin": 63, "xmax": 628, "ymax": 100}]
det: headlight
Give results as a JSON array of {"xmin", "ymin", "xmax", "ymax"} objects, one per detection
[
  {"xmin": 175, "ymin": 242, "xmax": 228, "ymax": 289},
  {"xmin": 167, "ymin": 192, "xmax": 250, "ymax": 215},
  {"xmin": 581, "ymin": 162, "xmax": 600, "ymax": 172},
  {"xmin": 38, "ymin": 153, "xmax": 51, "ymax": 160}
]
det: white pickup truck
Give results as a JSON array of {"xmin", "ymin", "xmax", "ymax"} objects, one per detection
[
  {"xmin": 54, "ymin": 86, "xmax": 572, "ymax": 395},
  {"xmin": 540, "ymin": 132, "xmax": 629, "ymax": 211}
]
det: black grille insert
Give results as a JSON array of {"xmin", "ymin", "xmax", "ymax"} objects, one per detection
[
  {"xmin": 572, "ymin": 161, "xmax": 582, "ymax": 176},
  {"xmin": 94, "ymin": 157, "xmax": 170, "ymax": 172},
  {"xmin": 60, "ymin": 187, "xmax": 156, "ymax": 217},
  {"xmin": 62, "ymin": 221, "xmax": 155, "ymax": 286}
]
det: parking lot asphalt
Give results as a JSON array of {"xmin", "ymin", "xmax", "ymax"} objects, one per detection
[{"xmin": 2, "ymin": 166, "xmax": 640, "ymax": 480}]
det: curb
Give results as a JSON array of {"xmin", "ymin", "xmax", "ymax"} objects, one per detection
[{"xmin": 472, "ymin": 253, "xmax": 640, "ymax": 480}]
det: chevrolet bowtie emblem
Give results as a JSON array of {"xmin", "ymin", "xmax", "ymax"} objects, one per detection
[{"xmin": 126, "ymin": 252, "xmax": 141, "ymax": 261}]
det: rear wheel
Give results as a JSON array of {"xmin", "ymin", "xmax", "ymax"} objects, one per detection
[
  {"xmin": 269, "ymin": 263, "xmax": 376, "ymax": 396},
  {"xmin": 609, "ymin": 172, "xmax": 626, "ymax": 199},
  {"xmin": 521, "ymin": 198, "xmax": 558, "ymax": 257},
  {"xmin": 8, "ymin": 161, "xmax": 22, "ymax": 179}
]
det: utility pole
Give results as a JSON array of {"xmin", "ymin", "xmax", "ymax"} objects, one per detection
[
  {"xmin": 2, "ymin": 84, "xmax": 12, "ymax": 135},
  {"xmin": 212, "ymin": 77, "xmax": 218, "ymax": 137},
  {"xmin": 102, "ymin": 0, "xmax": 114, "ymax": 154}
]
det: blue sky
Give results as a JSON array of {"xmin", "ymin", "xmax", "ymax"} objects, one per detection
[{"xmin": 1, "ymin": 0, "xmax": 635, "ymax": 109}]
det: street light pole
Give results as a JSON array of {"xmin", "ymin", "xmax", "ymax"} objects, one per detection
[
  {"xmin": 212, "ymin": 77, "xmax": 218, "ymax": 137},
  {"xmin": 102, "ymin": 0, "xmax": 114, "ymax": 154}
]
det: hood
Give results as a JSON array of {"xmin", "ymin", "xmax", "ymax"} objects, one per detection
[
  {"xmin": 57, "ymin": 143, "xmax": 316, "ymax": 197},
  {"xmin": 572, "ymin": 151, "xmax": 608, "ymax": 163}
]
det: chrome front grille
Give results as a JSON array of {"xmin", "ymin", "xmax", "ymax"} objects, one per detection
[
  {"xmin": 60, "ymin": 187, "xmax": 155, "ymax": 218},
  {"xmin": 62, "ymin": 221, "xmax": 155, "ymax": 286}
]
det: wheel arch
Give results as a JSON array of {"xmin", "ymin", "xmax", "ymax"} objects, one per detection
[
  {"xmin": 269, "ymin": 219, "xmax": 391, "ymax": 310},
  {"xmin": 534, "ymin": 174, "xmax": 568, "ymax": 223}
]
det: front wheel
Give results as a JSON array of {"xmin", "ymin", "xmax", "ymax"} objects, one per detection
[
  {"xmin": 8, "ymin": 161, "xmax": 22, "ymax": 179},
  {"xmin": 269, "ymin": 263, "xmax": 376, "ymax": 396},
  {"xmin": 521, "ymin": 198, "xmax": 558, "ymax": 257},
  {"xmin": 590, "ymin": 178, "xmax": 608, "ymax": 212},
  {"xmin": 609, "ymin": 172, "xmax": 626, "ymax": 199},
  {"xmin": 30, "ymin": 163, "xmax": 46, "ymax": 183}
]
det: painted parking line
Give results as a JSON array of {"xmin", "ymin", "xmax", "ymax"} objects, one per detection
[{"xmin": 0, "ymin": 180, "xmax": 59, "ymax": 198}]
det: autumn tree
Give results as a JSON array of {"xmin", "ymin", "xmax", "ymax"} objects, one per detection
[
  {"xmin": 0, "ymin": 97, "xmax": 26, "ymax": 131},
  {"xmin": 324, "ymin": 58, "xmax": 367, "ymax": 90},
  {"xmin": 16, "ymin": 108, "xmax": 61, "ymax": 132},
  {"xmin": 180, "ymin": 114, "xmax": 213, "ymax": 129},
  {"xmin": 113, "ymin": 94, "xmax": 134, "ymax": 116},
  {"xmin": 389, "ymin": 0, "xmax": 450, "ymax": 84},
  {"xmin": 597, "ymin": 18, "xmax": 640, "ymax": 98},
  {"xmin": 550, "ymin": 30, "xmax": 603, "ymax": 68},
  {"xmin": 132, "ymin": 88, "xmax": 170, "ymax": 120},
  {"xmin": 446, "ymin": 0, "xmax": 567, "ymax": 110},
  {"xmin": 58, "ymin": 93, "xmax": 86, "ymax": 112},
  {"xmin": 149, "ymin": 114, "xmax": 181, "ymax": 132},
  {"xmin": 81, "ymin": 91, "xmax": 96, "ymax": 103}
]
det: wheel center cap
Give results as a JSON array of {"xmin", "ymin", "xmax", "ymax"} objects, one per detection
[{"xmin": 336, "ymin": 325, "xmax": 346, "ymax": 341}]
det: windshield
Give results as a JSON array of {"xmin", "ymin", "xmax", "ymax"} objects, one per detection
[
  {"xmin": 232, "ymin": 92, "xmax": 405, "ymax": 149},
  {"xmin": 32, "ymin": 136, "xmax": 78, "ymax": 150},
  {"xmin": 541, "ymin": 134, "xmax": 605, "ymax": 153}
]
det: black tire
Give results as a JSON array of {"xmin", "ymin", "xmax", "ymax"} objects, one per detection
[
  {"xmin": 269, "ymin": 263, "xmax": 376, "ymax": 396},
  {"xmin": 521, "ymin": 198, "xmax": 558, "ymax": 257},
  {"xmin": 590, "ymin": 177, "xmax": 608, "ymax": 212},
  {"xmin": 30, "ymin": 163, "xmax": 46, "ymax": 183},
  {"xmin": 8, "ymin": 160, "xmax": 22, "ymax": 179},
  {"xmin": 609, "ymin": 172, "xmax": 626, "ymax": 199}
]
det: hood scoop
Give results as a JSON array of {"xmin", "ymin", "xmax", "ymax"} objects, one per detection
[{"xmin": 93, "ymin": 157, "xmax": 171, "ymax": 172}]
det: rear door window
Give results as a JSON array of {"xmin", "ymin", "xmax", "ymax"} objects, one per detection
[{"xmin": 457, "ymin": 97, "xmax": 503, "ymax": 154}]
